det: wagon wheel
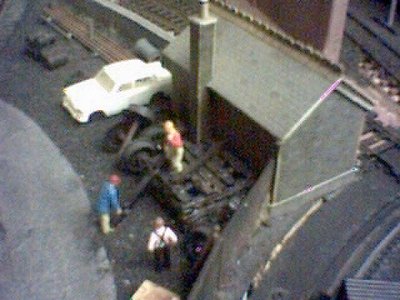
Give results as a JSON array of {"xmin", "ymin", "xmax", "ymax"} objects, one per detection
[
  {"xmin": 139, "ymin": 124, "xmax": 164, "ymax": 143},
  {"xmin": 120, "ymin": 140, "xmax": 159, "ymax": 174}
]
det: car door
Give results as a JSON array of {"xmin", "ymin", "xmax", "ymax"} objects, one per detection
[
  {"xmin": 110, "ymin": 82, "xmax": 135, "ymax": 113},
  {"xmin": 129, "ymin": 76, "xmax": 156, "ymax": 106}
]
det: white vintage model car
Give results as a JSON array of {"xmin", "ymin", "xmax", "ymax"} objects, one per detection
[{"xmin": 62, "ymin": 59, "xmax": 172, "ymax": 123}]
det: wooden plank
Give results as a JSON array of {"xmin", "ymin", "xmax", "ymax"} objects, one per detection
[
  {"xmin": 173, "ymin": 142, "xmax": 222, "ymax": 182},
  {"xmin": 368, "ymin": 139, "xmax": 392, "ymax": 152},
  {"xmin": 359, "ymin": 131, "xmax": 376, "ymax": 142},
  {"xmin": 367, "ymin": 118, "xmax": 400, "ymax": 145},
  {"xmin": 197, "ymin": 166, "xmax": 226, "ymax": 191},
  {"xmin": 379, "ymin": 147, "xmax": 400, "ymax": 178},
  {"xmin": 123, "ymin": 156, "xmax": 165, "ymax": 209},
  {"xmin": 118, "ymin": 121, "xmax": 139, "ymax": 156},
  {"xmin": 206, "ymin": 157, "xmax": 236, "ymax": 187}
]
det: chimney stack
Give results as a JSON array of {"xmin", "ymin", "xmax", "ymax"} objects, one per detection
[
  {"xmin": 200, "ymin": 0, "xmax": 210, "ymax": 19},
  {"xmin": 190, "ymin": 0, "xmax": 217, "ymax": 143}
]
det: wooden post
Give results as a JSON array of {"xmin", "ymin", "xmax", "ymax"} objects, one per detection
[
  {"xmin": 87, "ymin": 17, "xmax": 95, "ymax": 40},
  {"xmin": 386, "ymin": 0, "xmax": 398, "ymax": 28}
]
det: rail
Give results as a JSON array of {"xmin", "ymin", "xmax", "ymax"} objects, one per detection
[
  {"xmin": 359, "ymin": 115, "xmax": 400, "ymax": 180},
  {"xmin": 42, "ymin": 5, "xmax": 135, "ymax": 63},
  {"xmin": 120, "ymin": 0, "xmax": 198, "ymax": 34}
]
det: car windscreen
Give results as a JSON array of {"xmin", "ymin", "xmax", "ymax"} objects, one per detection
[{"xmin": 95, "ymin": 70, "xmax": 115, "ymax": 93}]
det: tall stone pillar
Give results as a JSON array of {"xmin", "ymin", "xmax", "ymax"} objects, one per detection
[{"xmin": 189, "ymin": 0, "xmax": 217, "ymax": 143}]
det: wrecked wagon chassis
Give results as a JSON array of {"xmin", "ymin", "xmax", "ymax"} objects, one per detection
[{"xmin": 108, "ymin": 110, "xmax": 255, "ymax": 286}]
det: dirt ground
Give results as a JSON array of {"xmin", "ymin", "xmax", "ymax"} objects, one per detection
[{"xmin": 0, "ymin": 1, "xmax": 189, "ymax": 299}]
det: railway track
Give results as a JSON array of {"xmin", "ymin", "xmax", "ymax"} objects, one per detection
[
  {"xmin": 42, "ymin": 5, "xmax": 135, "ymax": 63},
  {"xmin": 346, "ymin": 11, "xmax": 400, "ymax": 83},
  {"xmin": 316, "ymin": 193, "xmax": 400, "ymax": 298},
  {"xmin": 359, "ymin": 114, "xmax": 400, "ymax": 181},
  {"xmin": 345, "ymin": 11, "xmax": 400, "ymax": 113},
  {"xmin": 356, "ymin": 220, "xmax": 400, "ymax": 280},
  {"xmin": 121, "ymin": 0, "xmax": 198, "ymax": 34}
]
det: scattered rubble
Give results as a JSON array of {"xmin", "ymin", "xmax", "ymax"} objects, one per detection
[{"xmin": 359, "ymin": 58, "xmax": 400, "ymax": 105}]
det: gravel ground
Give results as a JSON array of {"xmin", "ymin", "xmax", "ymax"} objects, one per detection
[
  {"xmin": 2, "ymin": 1, "xmax": 398, "ymax": 299},
  {"xmin": 0, "ymin": 0, "xmax": 27, "ymax": 50},
  {"xmin": 0, "ymin": 1, "xmax": 187, "ymax": 299}
]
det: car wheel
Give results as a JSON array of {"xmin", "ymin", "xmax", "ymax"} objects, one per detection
[
  {"xmin": 89, "ymin": 111, "xmax": 105, "ymax": 122},
  {"xmin": 120, "ymin": 140, "xmax": 158, "ymax": 174},
  {"xmin": 150, "ymin": 92, "xmax": 173, "ymax": 113}
]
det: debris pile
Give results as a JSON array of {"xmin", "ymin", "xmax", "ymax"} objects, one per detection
[{"xmin": 358, "ymin": 58, "xmax": 400, "ymax": 104}]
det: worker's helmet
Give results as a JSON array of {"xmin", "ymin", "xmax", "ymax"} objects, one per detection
[{"xmin": 109, "ymin": 174, "xmax": 121, "ymax": 185}]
